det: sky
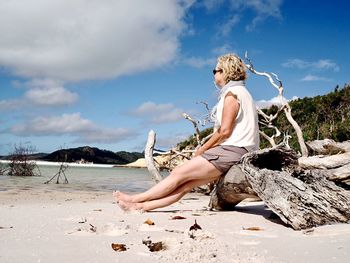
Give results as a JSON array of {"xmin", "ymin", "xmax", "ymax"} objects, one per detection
[{"xmin": 0, "ymin": 0, "xmax": 349, "ymax": 155}]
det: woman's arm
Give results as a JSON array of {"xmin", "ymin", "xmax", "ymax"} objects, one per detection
[{"xmin": 195, "ymin": 92, "xmax": 240, "ymax": 156}]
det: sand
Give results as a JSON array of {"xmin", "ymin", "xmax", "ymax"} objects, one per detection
[{"xmin": 1, "ymin": 188, "xmax": 349, "ymax": 263}]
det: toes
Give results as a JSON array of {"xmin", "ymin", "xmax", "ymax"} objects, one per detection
[{"xmin": 117, "ymin": 200, "xmax": 129, "ymax": 211}]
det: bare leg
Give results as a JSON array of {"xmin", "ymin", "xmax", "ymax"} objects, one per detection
[
  {"xmin": 114, "ymin": 156, "xmax": 221, "ymax": 203},
  {"xmin": 118, "ymin": 177, "xmax": 218, "ymax": 211}
]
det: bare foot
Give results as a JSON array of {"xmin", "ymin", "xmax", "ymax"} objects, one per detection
[
  {"xmin": 113, "ymin": 191, "xmax": 133, "ymax": 203},
  {"xmin": 117, "ymin": 200, "xmax": 143, "ymax": 212}
]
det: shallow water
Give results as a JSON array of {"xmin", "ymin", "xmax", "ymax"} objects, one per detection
[{"xmin": 0, "ymin": 165, "xmax": 168, "ymax": 193}]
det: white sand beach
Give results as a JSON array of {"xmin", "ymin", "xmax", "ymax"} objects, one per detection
[{"xmin": 1, "ymin": 188, "xmax": 349, "ymax": 263}]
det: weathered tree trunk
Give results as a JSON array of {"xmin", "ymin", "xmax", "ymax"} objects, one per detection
[
  {"xmin": 145, "ymin": 130, "xmax": 163, "ymax": 183},
  {"xmin": 209, "ymin": 165, "xmax": 259, "ymax": 210},
  {"xmin": 241, "ymin": 147, "xmax": 350, "ymax": 230},
  {"xmin": 306, "ymin": 139, "xmax": 350, "ymax": 154},
  {"xmin": 299, "ymin": 139, "xmax": 350, "ymax": 184}
]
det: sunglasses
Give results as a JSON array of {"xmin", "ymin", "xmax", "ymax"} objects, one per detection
[{"xmin": 213, "ymin": 69, "xmax": 223, "ymax": 75}]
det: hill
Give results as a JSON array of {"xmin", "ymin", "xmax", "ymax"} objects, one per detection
[
  {"xmin": 42, "ymin": 147, "xmax": 143, "ymax": 165},
  {"xmin": 261, "ymin": 83, "xmax": 350, "ymax": 151}
]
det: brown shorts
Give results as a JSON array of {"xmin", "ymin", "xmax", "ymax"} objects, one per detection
[{"xmin": 201, "ymin": 145, "xmax": 248, "ymax": 174}]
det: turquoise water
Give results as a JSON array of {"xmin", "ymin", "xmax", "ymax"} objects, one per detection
[{"xmin": 0, "ymin": 165, "xmax": 168, "ymax": 193}]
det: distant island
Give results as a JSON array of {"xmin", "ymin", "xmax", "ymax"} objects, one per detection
[{"xmin": 0, "ymin": 146, "xmax": 143, "ymax": 165}]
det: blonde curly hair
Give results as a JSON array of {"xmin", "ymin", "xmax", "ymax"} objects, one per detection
[{"xmin": 217, "ymin": 53, "xmax": 247, "ymax": 83}]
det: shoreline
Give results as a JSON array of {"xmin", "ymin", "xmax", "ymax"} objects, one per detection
[
  {"xmin": 0, "ymin": 159, "xmax": 150, "ymax": 169},
  {"xmin": 0, "ymin": 188, "xmax": 349, "ymax": 263},
  {"xmin": 0, "ymin": 158, "xmax": 152, "ymax": 169},
  {"xmin": 1, "ymin": 159, "xmax": 117, "ymax": 168}
]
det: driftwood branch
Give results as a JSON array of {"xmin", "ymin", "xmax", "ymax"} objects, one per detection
[
  {"xmin": 245, "ymin": 51, "xmax": 309, "ymax": 157},
  {"xmin": 145, "ymin": 130, "xmax": 163, "ymax": 183},
  {"xmin": 44, "ymin": 152, "xmax": 69, "ymax": 184},
  {"xmin": 182, "ymin": 113, "xmax": 201, "ymax": 147},
  {"xmin": 259, "ymin": 131, "xmax": 276, "ymax": 147},
  {"xmin": 257, "ymin": 107, "xmax": 283, "ymax": 147},
  {"xmin": 283, "ymin": 104, "xmax": 308, "ymax": 156},
  {"xmin": 44, "ymin": 163, "xmax": 68, "ymax": 184},
  {"xmin": 196, "ymin": 101, "xmax": 213, "ymax": 126}
]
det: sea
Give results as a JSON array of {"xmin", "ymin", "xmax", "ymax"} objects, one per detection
[{"xmin": 0, "ymin": 163, "xmax": 168, "ymax": 193}]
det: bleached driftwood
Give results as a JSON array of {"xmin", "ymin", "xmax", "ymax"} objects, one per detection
[
  {"xmin": 298, "ymin": 139, "xmax": 350, "ymax": 184},
  {"xmin": 182, "ymin": 113, "xmax": 201, "ymax": 147},
  {"xmin": 241, "ymin": 146, "xmax": 350, "ymax": 230},
  {"xmin": 145, "ymin": 130, "xmax": 163, "ymax": 183},
  {"xmin": 298, "ymin": 152, "xmax": 350, "ymax": 169},
  {"xmin": 325, "ymin": 164, "xmax": 350, "ymax": 183},
  {"xmin": 209, "ymin": 164, "xmax": 259, "ymax": 210},
  {"xmin": 256, "ymin": 107, "xmax": 283, "ymax": 147},
  {"xmin": 245, "ymin": 52, "xmax": 309, "ymax": 157},
  {"xmin": 44, "ymin": 163, "xmax": 69, "ymax": 184},
  {"xmin": 306, "ymin": 139, "xmax": 350, "ymax": 155}
]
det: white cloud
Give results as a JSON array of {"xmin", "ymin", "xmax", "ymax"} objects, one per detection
[
  {"xmin": 182, "ymin": 44, "xmax": 238, "ymax": 69},
  {"xmin": 75, "ymin": 128, "xmax": 135, "ymax": 144},
  {"xmin": 282, "ymin": 59, "xmax": 339, "ymax": 72},
  {"xmin": 24, "ymin": 79, "xmax": 78, "ymax": 106},
  {"xmin": 156, "ymin": 133, "xmax": 190, "ymax": 149},
  {"xmin": 282, "ymin": 59, "xmax": 309, "ymax": 69},
  {"xmin": 202, "ymin": 0, "xmax": 226, "ymax": 11},
  {"xmin": 220, "ymin": 15, "xmax": 241, "ymax": 36},
  {"xmin": 212, "ymin": 44, "xmax": 236, "ymax": 55},
  {"xmin": 301, "ymin": 74, "xmax": 332, "ymax": 82},
  {"xmin": 182, "ymin": 56, "xmax": 216, "ymax": 68},
  {"xmin": 10, "ymin": 113, "xmax": 94, "ymax": 135},
  {"xmin": 0, "ymin": 98, "xmax": 24, "ymax": 111},
  {"xmin": 229, "ymin": 0, "xmax": 283, "ymax": 31},
  {"xmin": 314, "ymin": 60, "xmax": 340, "ymax": 71},
  {"xmin": 255, "ymin": 95, "xmax": 298, "ymax": 109},
  {"xmin": 0, "ymin": 0, "xmax": 192, "ymax": 82},
  {"xmin": 0, "ymin": 79, "xmax": 78, "ymax": 111},
  {"xmin": 7, "ymin": 113, "xmax": 136, "ymax": 144},
  {"xmin": 153, "ymin": 108, "xmax": 184, "ymax": 124},
  {"xmin": 132, "ymin": 102, "xmax": 175, "ymax": 116},
  {"xmin": 201, "ymin": 0, "xmax": 283, "ymax": 31},
  {"xmin": 130, "ymin": 101, "xmax": 184, "ymax": 124}
]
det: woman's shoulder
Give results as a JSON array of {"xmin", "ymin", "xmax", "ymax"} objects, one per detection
[{"xmin": 225, "ymin": 85, "xmax": 248, "ymax": 97}]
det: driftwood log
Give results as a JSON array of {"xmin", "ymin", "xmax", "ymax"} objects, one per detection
[
  {"xmin": 209, "ymin": 165, "xmax": 259, "ymax": 210},
  {"xmin": 145, "ymin": 130, "xmax": 163, "ymax": 183},
  {"xmin": 299, "ymin": 139, "xmax": 350, "ymax": 185},
  {"xmin": 145, "ymin": 131, "xmax": 350, "ymax": 230},
  {"xmin": 211, "ymin": 146, "xmax": 350, "ymax": 230}
]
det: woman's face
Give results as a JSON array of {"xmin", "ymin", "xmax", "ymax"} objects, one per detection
[{"xmin": 213, "ymin": 63, "xmax": 225, "ymax": 88}]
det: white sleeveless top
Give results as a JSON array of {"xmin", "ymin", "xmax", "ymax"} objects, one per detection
[{"xmin": 213, "ymin": 80, "xmax": 259, "ymax": 151}]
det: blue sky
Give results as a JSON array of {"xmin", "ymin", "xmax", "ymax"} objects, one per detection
[{"xmin": 0, "ymin": 0, "xmax": 349, "ymax": 155}]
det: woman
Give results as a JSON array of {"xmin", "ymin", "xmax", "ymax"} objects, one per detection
[{"xmin": 114, "ymin": 53, "xmax": 259, "ymax": 211}]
